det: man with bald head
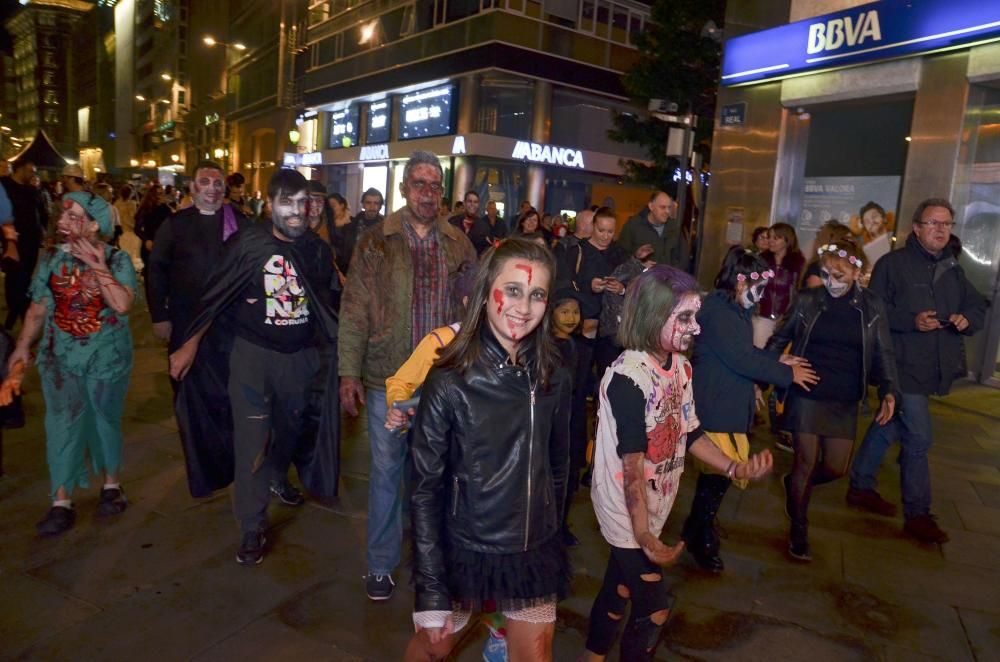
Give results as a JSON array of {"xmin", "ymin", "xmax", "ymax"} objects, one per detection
[
  {"xmin": 617, "ymin": 191, "xmax": 688, "ymax": 270},
  {"xmin": 554, "ymin": 208, "xmax": 594, "ymax": 277}
]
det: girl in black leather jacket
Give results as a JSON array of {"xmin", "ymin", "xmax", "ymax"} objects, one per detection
[
  {"xmin": 405, "ymin": 238, "xmax": 571, "ymax": 662},
  {"xmin": 765, "ymin": 238, "xmax": 899, "ymax": 562}
]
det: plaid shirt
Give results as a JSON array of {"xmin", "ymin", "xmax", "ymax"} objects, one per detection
[{"xmin": 403, "ymin": 221, "xmax": 450, "ymax": 347}]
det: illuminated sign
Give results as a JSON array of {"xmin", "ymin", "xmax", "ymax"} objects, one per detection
[
  {"xmin": 329, "ymin": 106, "xmax": 359, "ymax": 148},
  {"xmin": 301, "ymin": 152, "xmax": 323, "ymax": 166},
  {"xmin": 360, "ymin": 144, "xmax": 390, "ymax": 161},
  {"xmin": 204, "ymin": 112, "xmax": 220, "ymax": 126},
  {"xmin": 721, "ymin": 0, "xmax": 1000, "ymax": 86},
  {"xmin": 367, "ymin": 100, "xmax": 390, "ymax": 144},
  {"xmin": 512, "ymin": 141, "xmax": 585, "ymax": 169},
  {"xmin": 451, "ymin": 135, "xmax": 466, "ymax": 154},
  {"xmin": 398, "ymin": 85, "xmax": 453, "ymax": 140},
  {"xmin": 282, "ymin": 153, "xmax": 299, "ymax": 166}
]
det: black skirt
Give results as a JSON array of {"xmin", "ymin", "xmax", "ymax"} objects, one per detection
[
  {"xmin": 445, "ymin": 536, "xmax": 570, "ymax": 612},
  {"xmin": 783, "ymin": 393, "xmax": 859, "ymax": 438}
]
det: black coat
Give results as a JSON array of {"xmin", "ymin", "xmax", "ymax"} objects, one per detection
[
  {"xmin": 691, "ymin": 290, "xmax": 793, "ymax": 434},
  {"xmin": 765, "ymin": 285, "xmax": 899, "ymax": 403},
  {"xmin": 448, "ymin": 214, "xmax": 493, "ymax": 254},
  {"xmin": 179, "ymin": 224, "xmax": 342, "ymax": 499},
  {"xmin": 410, "ymin": 327, "xmax": 571, "ymax": 612},
  {"xmin": 867, "ymin": 233, "xmax": 987, "ymax": 395}
]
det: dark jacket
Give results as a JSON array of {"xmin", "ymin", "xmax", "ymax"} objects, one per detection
[
  {"xmin": 410, "ymin": 328, "xmax": 571, "ymax": 612},
  {"xmin": 758, "ymin": 250, "xmax": 806, "ymax": 319},
  {"xmin": 147, "ymin": 205, "xmax": 249, "ymax": 351},
  {"xmin": 692, "ymin": 290, "xmax": 793, "ymax": 433},
  {"xmin": 558, "ymin": 240, "xmax": 628, "ymax": 320},
  {"xmin": 765, "ymin": 285, "xmax": 899, "ymax": 403},
  {"xmin": 1, "ymin": 176, "xmax": 47, "ymax": 267},
  {"xmin": 868, "ymin": 233, "xmax": 987, "ymax": 395},
  {"xmin": 616, "ymin": 208, "xmax": 688, "ymax": 270},
  {"xmin": 448, "ymin": 213, "xmax": 493, "ymax": 254}
]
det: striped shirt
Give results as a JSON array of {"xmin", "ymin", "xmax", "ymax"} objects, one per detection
[{"xmin": 403, "ymin": 221, "xmax": 449, "ymax": 347}]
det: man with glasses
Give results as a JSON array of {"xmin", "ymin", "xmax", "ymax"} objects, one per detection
[
  {"xmin": 847, "ymin": 197, "xmax": 986, "ymax": 544},
  {"xmin": 339, "ymin": 151, "xmax": 476, "ymax": 600}
]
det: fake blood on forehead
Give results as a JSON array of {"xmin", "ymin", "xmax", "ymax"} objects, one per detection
[
  {"xmin": 492, "ymin": 288, "xmax": 504, "ymax": 315},
  {"xmin": 514, "ymin": 263, "xmax": 532, "ymax": 285}
]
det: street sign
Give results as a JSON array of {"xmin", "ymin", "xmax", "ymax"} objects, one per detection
[{"xmin": 720, "ymin": 102, "xmax": 747, "ymax": 128}]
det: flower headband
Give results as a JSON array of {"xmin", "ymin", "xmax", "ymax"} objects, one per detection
[
  {"xmin": 736, "ymin": 269, "xmax": 775, "ymax": 282},
  {"xmin": 818, "ymin": 244, "xmax": 863, "ymax": 267}
]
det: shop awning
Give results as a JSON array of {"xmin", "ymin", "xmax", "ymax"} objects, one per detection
[{"xmin": 7, "ymin": 129, "xmax": 72, "ymax": 169}]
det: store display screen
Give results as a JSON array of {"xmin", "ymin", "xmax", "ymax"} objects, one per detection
[
  {"xmin": 398, "ymin": 85, "xmax": 453, "ymax": 140},
  {"xmin": 367, "ymin": 100, "xmax": 391, "ymax": 144},
  {"xmin": 329, "ymin": 106, "xmax": 359, "ymax": 148}
]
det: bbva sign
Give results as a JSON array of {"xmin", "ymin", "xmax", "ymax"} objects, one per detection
[{"xmin": 807, "ymin": 9, "xmax": 882, "ymax": 54}]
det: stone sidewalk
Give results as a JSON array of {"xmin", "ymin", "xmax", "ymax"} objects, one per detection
[{"xmin": 1, "ymin": 316, "xmax": 999, "ymax": 660}]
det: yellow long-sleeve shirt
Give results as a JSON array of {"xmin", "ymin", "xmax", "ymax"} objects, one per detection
[{"xmin": 384, "ymin": 324, "xmax": 460, "ymax": 408}]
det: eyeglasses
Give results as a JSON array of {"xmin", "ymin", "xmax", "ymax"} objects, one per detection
[
  {"xmin": 408, "ymin": 179, "xmax": 444, "ymax": 194},
  {"xmin": 917, "ymin": 221, "xmax": 954, "ymax": 229}
]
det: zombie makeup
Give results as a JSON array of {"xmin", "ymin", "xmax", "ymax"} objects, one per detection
[
  {"xmin": 659, "ymin": 292, "xmax": 701, "ymax": 353},
  {"xmin": 735, "ymin": 269, "xmax": 774, "ymax": 309},
  {"xmin": 486, "ymin": 259, "xmax": 550, "ymax": 357},
  {"xmin": 192, "ymin": 168, "xmax": 225, "ymax": 213},
  {"xmin": 56, "ymin": 199, "xmax": 92, "ymax": 245},
  {"xmin": 271, "ymin": 189, "xmax": 310, "ymax": 240},
  {"xmin": 402, "ymin": 163, "xmax": 444, "ymax": 223},
  {"xmin": 819, "ymin": 257, "xmax": 859, "ymax": 298},
  {"xmin": 551, "ymin": 299, "xmax": 581, "ymax": 339},
  {"xmin": 307, "ymin": 195, "xmax": 326, "ymax": 223}
]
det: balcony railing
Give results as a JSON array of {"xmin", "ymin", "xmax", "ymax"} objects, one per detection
[{"xmin": 306, "ymin": 0, "xmax": 648, "ymax": 73}]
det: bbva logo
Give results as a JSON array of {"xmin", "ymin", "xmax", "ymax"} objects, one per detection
[{"xmin": 807, "ymin": 9, "xmax": 882, "ymax": 54}]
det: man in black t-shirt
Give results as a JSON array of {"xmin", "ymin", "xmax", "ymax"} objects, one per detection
[{"xmin": 169, "ymin": 169, "xmax": 338, "ymax": 566}]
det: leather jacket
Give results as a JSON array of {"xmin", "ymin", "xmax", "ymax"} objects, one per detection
[
  {"xmin": 765, "ymin": 285, "xmax": 899, "ymax": 402},
  {"xmin": 758, "ymin": 251, "xmax": 806, "ymax": 319},
  {"xmin": 410, "ymin": 327, "xmax": 571, "ymax": 613}
]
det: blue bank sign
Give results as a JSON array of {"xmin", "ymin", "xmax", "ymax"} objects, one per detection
[{"xmin": 722, "ymin": 0, "xmax": 1000, "ymax": 86}]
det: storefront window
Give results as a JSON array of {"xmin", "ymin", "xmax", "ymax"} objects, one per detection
[
  {"xmin": 550, "ymin": 88, "xmax": 646, "ymax": 158},
  {"xmin": 952, "ymin": 84, "xmax": 1000, "ymax": 383},
  {"xmin": 476, "ymin": 77, "xmax": 533, "ymax": 139}
]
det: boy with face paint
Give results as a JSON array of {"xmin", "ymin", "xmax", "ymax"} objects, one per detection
[
  {"xmin": 586, "ymin": 265, "xmax": 773, "ymax": 661},
  {"xmin": 168, "ymin": 169, "xmax": 340, "ymax": 566},
  {"xmin": 683, "ymin": 248, "xmax": 818, "ymax": 572},
  {"xmin": 765, "ymin": 238, "xmax": 899, "ymax": 561}
]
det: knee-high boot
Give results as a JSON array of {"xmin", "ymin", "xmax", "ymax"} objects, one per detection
[{"xmin": 682, "ymin": 473, "xmax": 731, "ymax": 573}]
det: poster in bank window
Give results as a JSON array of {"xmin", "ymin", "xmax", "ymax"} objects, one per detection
[{"xmin": 800, "ymin": 176, "xmax": 900, "ymax": 266}]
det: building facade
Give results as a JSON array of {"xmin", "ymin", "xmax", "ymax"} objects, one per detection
[
  {"xmin": 703, "ymin": 0, "xmax": 1000, "ymax": 386},
  {"xmin": 295, "ymin": 0, "xmax": 651, "ymax": 217},
  {"xmin": 5, "ymin": 0, "xmax": 93, "ymax": 159}
]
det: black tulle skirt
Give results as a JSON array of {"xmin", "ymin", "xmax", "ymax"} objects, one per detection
[{"xmin": 445, "ymin": 536, "xmax": 570, "ymax": 612}]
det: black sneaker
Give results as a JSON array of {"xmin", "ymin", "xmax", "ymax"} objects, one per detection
[
  {"xmin": 270, "ymin": 481, "xmax": 305, "ymax": 506},
  {"xmin": 775, "ymin": 433, "xmax": 794, "ymax": 453},
  {"xmin": 788, "ymin": 522, "xmax": 812, "ymax": 562},
  {"xmin": 561, "ymin": 526, "xmax": 581, "ymax": 547},
  {"xmin": 365, "ymin": 573, "xmax": 395, "ymax": 601},
  {"xmin": 236, "ymin": 530, "xmax": 267, "ymax": 565},
  {"xmin": 97, "ymin": 487, "xmax": 128, "ymax": 516},
  {"xmin": 36, "ymin": 505, "xmax": 75, "ymax": 536}
]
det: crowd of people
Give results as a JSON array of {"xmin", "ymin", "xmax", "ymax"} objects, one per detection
[{"xmin": 0, "ymin": 150, "xmax": 988, "ymax": 661}]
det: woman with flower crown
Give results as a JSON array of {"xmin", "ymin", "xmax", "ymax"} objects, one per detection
[
  {"xmin": 683, "ymin": 247, "xmax": 819, "ymax": 573},
  {"xmin": 765, "ymin": 238, "xmax": 899, "ymax": 561}
]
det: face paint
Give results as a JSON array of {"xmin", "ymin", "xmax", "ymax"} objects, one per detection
[
  {"xmin": 514, "ymin": 263, "xmax": 532, "ymax": 285},
  {"xmin": 738, "ymin": 279, "xmax": 769, "ymax": 309},
  {"xmin": 659, "ymin": 293, "xmax": 701, "ymax": 353},
  {"xmin": 819, "ymin": 257, "xmax": 858, "ymax": 298},
  {"xmin": 486, "ymin": 259, "xmax": 550, "ymax": 359},
  {"xmin": 270, "ymin": 189, "xmax": 310, "ymax": 240},
  {"xmin": 192, "ymin": 168, "xmax": 224, "ymax": 213},
  {"xmin": 552, "ymin": 300, "xmax": 581, "ymax": 339}
]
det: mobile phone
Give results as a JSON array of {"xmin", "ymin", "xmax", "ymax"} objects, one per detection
[{"xmin": 935, "ymin": 318, "xmax": 953, "ymax": 327}]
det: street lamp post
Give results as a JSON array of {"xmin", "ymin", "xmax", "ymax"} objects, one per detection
[{"xmin": 650, "ymin": 101, "xmax": 699, "ymax": 274}]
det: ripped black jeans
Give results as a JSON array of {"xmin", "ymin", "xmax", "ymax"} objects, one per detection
[{"xmin": 586, "ymin": 545, "xmax": 676, "ymax": 661}]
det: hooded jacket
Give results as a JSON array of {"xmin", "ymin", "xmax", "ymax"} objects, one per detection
[{"xmin": 867, "ymin": 233, "xmax": 987, "ymax": 395}]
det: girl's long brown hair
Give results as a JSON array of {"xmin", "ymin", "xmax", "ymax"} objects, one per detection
[{"xmin": 436, "ymin": 238, "xmax": 560, "ymax": 388}]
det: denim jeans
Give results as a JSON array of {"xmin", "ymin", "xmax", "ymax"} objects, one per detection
[
  {"xmin": 850, "ymin": 393, "xmax": 933, "ymax": 519},
  {"xmin": 365, "ymin": 388, "xmax": 407, "ymax": 575}
]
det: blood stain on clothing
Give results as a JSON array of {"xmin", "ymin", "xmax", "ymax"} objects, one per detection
[
  {"xmin": 514, "ymin": 263, "xmax": 533, "ymax": 284},
  {"xmin": 492, "ymin": 288, "xmax": 504, "ymax": 315}
]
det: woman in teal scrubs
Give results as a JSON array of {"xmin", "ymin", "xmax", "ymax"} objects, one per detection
[{"xmin": 9, "ymin": 191, "xmax": 136, "ymax": 536}]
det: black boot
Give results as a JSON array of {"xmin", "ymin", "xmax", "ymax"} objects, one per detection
[{"xmin": 682, "ymin": 473, "xmax": 730, "ymax": 573}]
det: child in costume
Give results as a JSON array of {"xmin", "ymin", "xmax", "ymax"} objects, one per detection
[
  {"xmin": 9, "ymin": 192, "xmax": 136, "ymax": 536},
  {"xmin": 584, "ymin": 265, "xmax": 772, "ymax": 661},
  {"xmin": 683, "ymin": 247, "xmax": 817, "ymax": 572},
  {"xmin": 405, "ymin": 238, "xmax": 571, "ymax": 662}
]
